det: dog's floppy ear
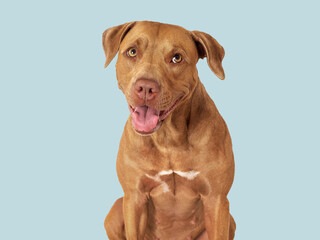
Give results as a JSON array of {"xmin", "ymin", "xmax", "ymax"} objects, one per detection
[
  {"xmin": 102, "ymin": 22, "xmax": 136, "ymax": 68},
  {"xmin": 191, "ymin": 31, "xmax": 225, "ymax": 80}
]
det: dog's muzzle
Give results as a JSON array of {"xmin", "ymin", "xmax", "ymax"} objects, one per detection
[{"xmin": 129, "ymin": 96, "xmax": 183, "ymax": 135}]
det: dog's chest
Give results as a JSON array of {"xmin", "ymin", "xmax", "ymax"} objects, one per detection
[
  {"xmin": 141, "ymin": 169, "xmax": 202, "ymax": 201},
  {"xmin": 140, "ymin": 169, "xmax": 205, "ymax": 224},
  {"xmin": 145, "ymin": 170, "xmax": 199, "ymax": 193},
  {"xmin": 137, "ymin": 148, "xmax": 208, "ymax": 197}
]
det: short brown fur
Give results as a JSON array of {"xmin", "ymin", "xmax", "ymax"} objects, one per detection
[{"xmin": 103, "ymin": 21, "xmax": 235, "ymax": 240}]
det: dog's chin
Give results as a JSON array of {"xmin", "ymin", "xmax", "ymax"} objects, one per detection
[{"xmin": 128, "ymin": 96, "xmax": 183, "ymax": 136}]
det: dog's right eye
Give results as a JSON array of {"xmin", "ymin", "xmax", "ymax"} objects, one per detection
[
  {"xmin": 172, "ymin": 53, "xmax": 183, "ymax": 63},
  {"xmin": 127, "ymin": 48, "xmax": 137, "ymax": 57}
]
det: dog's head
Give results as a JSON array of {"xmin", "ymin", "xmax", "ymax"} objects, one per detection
[{"xmin": 103, "ymin": 21, "xmax": 225, "ymax": 135}]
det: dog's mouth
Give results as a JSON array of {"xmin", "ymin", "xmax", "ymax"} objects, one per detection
[{"xmin": 129, "ymin": 96, "xmax": 183, "ymax": 135}]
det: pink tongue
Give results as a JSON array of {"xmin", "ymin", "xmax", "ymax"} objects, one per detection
[{"xmin": 131, "ymin": 106, "xmax": 159, "ymax": 133}]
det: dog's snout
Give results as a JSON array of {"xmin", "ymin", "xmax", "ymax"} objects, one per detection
[{"xmin": 134, "ymin": 79, "xmax": 160, "ymax": 101}]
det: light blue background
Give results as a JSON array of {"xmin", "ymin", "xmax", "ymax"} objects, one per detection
[{"xmin": 0, "ymin": 0, "xmax": 319, "ymax": 239}]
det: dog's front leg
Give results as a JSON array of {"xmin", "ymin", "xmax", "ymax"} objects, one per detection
[
  {"xmin": 202, "ymin": 195, "xmax": 230, "ymax": 240},
  {"xmin": 123, "ymin": 192, "xmax": 148, "ymax": 240}
]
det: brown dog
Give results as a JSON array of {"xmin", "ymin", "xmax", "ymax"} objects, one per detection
[{"xmin": 102, "ymin": 21, "xmax": 235, "ymax": 240}]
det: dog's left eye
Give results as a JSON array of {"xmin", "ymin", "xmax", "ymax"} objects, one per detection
[
  {"xmin": 172, "ymin": 54, "xmax": 182, "ymax": 63},
  {"xmin": 127, "ymin": 48, "xmax": 137, "ymax": 57}
]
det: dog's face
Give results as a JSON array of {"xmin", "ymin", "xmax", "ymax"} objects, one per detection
[{"xmin": 103, "ymin": 21, "xmax": 225, "ymax": 135}]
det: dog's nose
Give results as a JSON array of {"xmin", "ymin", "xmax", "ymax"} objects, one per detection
[{"xmin": 134, "ymin": 79, "xmax": 160, "ymax": 101}]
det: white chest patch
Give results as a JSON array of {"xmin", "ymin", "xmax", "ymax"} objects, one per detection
[
  {"xmin": 174, "ymin": 170, "xmax": 200, "ymax": 180},
  {"xmin": 145, "ymin": 170, "xmax": 200, "ymax": 193}
]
